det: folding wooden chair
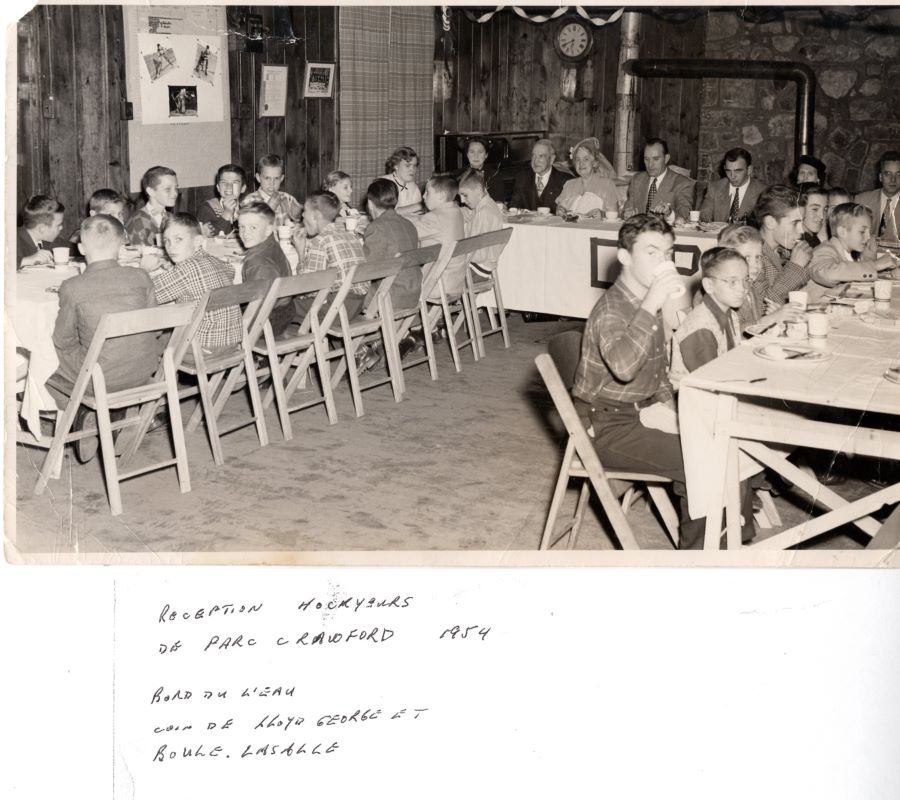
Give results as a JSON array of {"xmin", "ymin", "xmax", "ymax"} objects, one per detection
[
  {"xmin": 535, "ymin": 352, "xmax": 680, "ymax": 550},
  {"xmin": 325, "ymin": 256, "xmax": 408, "ymax": 417},
  {"xmin": 254, "ymin": 268, "xmax": 343, "ymax": 441},
  {"xmin": 460, "ymin": 227, "xmax": 514, "ymax": 358},
  {"xmin": 181, "ymin": 279, "xmax": 275, "ymax": 465},
  {"xmin": 30, "ymin": 303, "xmax": 196, "ymax": 516}
]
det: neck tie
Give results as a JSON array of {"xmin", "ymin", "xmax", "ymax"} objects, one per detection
[
  {"xmin": 536, "ymin": 174, "xmax": 545, "ymax": 196},
  {"xmin": 881, "ymin": 198, "xmax": 898, "ymax": 240},
  {"xmin": 729, "ymin": 188, "xmax": 741, "ymax": 223},
  {"xmin": 646, "ymin": 177, "xmax": 658, "ymax": 212}
]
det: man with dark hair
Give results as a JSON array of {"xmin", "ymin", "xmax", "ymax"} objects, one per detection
[
  {"xmin": 625, "ymin": 138, "xmax": 693, "ymax": 222},
  {"xmin": 699, "ymin": 147, "xmax": 767, "ymax": 223},
  {"xmin": 855, "ymin": 150, "xmax": 900, "ymax": 243},
  {"xmin": 572, "ymin": 213, "xmax": 706, "ymax": 549},
  {"xmin": 17, "ymin": 195, "xmax": 70, "ymax": 269},
  {"xmin": 509, "ymin": 138, "xmax": 568, "ymax": 213}
]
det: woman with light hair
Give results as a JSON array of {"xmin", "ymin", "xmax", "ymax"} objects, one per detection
[{"xmin": 555, "ymin": 137, "xmax": 620, "ymax": 218}]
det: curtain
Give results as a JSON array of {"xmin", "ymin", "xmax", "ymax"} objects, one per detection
[{"xmin": 338, "ymin": 7, "xmax": 435, "ymax": 200}]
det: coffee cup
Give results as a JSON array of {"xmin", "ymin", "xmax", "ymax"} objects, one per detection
[
  {"xmin": 874, "ymin": 278, "xmax": 893, "ymax": 301},
  {"xmin": 345, "ymin": 216, "xmax": 358, "ymax": 232},
  {"xmin": 277, "ymin": 224, "xmax": 293, "ymax": 241},
  {"xmin": 605, "ymin": 209, "xmax": 620, "ymax": 221},
  {"xmin": 807, "ymin": 310, "xmax": 829, "ymax": 339},
  {"xmin": 52, "ymin": 247, "xmax": 70, "ymax": 265},
  {"xmin": 689, "ymin": 210, "xmax": 700, "ymax": 223},
  {"xmin": 653, "ymin": 260, "xmax": 686, "ymax": 297},
  {"xmin": 537, "ymin": 206, "xmax": 551, "ymax": 216},
  {"xmin": 788, "ymin": 290, "xmax": 808, "ymax": 310},
  {"xmin": 786, "ymin": 320, "xmax": 808, "ymax": 339}
]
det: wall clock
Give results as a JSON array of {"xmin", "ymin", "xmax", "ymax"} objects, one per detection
[{"xmin": 553, "ymin": 18, "xmax": 594, "ymax": 63}]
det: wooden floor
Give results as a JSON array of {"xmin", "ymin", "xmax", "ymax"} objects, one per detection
[{"xmin": 8, "ymin": 316, "xmax": 886, "ymax": 560}]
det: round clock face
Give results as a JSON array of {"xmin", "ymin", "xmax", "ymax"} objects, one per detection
[{"xmin": 556, "ymin": 22, "xmax": 591, "ymax": 61}]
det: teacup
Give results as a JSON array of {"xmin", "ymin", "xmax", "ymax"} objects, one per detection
[
  {"xmin": 537, "ymin": 206, "xmax": 551, "ymax": 216},
  {"xmin": 788, "ymin": 290, "xmax": 808, "ymax": 311},
  {"xmin": 874, "ymin": 278, "xmax": 893, "ymax": 301},
  {"xmin": 689, "ymin": 210, "xmax": 700, "ymax": 223},
  {"xmin": 605, "ymin": 210, "xmax": 620, "ymax": 221},
  {"xmin": 277, "ymin": 225, "xmax": 293, "ymax": 241},
  {"xmin": 52, "ymin": 247, "xmax": 70, "ymax": 265},
  {"xmin": 345, "ymin": 217, "xmax": 358, "ymax": 232}
]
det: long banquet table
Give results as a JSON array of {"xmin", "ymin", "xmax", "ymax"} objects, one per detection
[
  {"xmin": 492, "ymin": 214, "xmax": 720, "ymax": 318},
  {"xmin": 679, "ymin": 285, "xmax": 900, "ymax": 550}
]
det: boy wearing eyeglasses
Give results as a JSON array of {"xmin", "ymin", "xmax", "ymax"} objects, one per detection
[{"xmin": 670, "ymin": 247, "xmax": 747, "ymax": 390}]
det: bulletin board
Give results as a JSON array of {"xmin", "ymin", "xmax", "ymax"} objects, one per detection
[{"xmin": 123, "ymin": 5, "xmax": 231, "ymax": 192}]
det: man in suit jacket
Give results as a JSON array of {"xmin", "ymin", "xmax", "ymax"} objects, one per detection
[
  {"xmin": 509, "ymin": 139, "xmax": 569, "ymax": 214},
  {"xmin": 699, "ymin": 148, "xmax": 767, "ymax": 223},
  {"xmin": 626, "ymin": 138, "xmax": 694, "ymax": 222},
  {"xmin": 855, "ymin": 150, "xmax": 900, "ymax": 243},
  {"xmin": 17, "ymin": 195, "xmax": 73, "ymax": 269}
]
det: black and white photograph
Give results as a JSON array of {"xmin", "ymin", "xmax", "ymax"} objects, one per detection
[{"xmin": 5, "ymin": 5, "xmax": 900, "ymax": 800}]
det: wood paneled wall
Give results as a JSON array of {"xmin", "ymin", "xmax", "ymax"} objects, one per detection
[
  {"xmin": 433, "ymin": 9, "xmax": 707, "ymax": 177},
  {"xmin": 15, "ymin": 5, "xmax": 339, "ymax": 234},
  {"xmin": 17, "ymin": 5, "xmax": 130, "ymax": 235},
  {"xmin": 228, "ymin": 6, "xmax": 338, "ymax": 202}
]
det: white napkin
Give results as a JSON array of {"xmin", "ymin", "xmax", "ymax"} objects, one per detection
[
  {"xmin": 570, "ymin": 192, "xmax": 605, "ymax": 215},
  {"xmin": 639, "ymin": 402, "xmax": 680, "ymax": 435}
]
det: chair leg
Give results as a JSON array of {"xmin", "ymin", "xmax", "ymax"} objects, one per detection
[
  {"xmin": 494, "ymin": 279, "xmax": 511, "ymax": 349},
  {"xmin": 93, "ymin": 377, "xmax": 123, "ymax": 515},
  {"xmin": 187, "ymin": 369, "xmax": 224, "ymax": 432},
  {"xmin": 440, "ymin": 298, "xmax": 462, "ymax": 373},
  {"xmin": 381, "ymin": 320, "xmax": 403, "ymax": 403},
  {"xmin": 268, "ymin": 350, "xmax": 294, "ymax": 441},
  {"xmin": 34, "ymin": 401, "xmax": 78, "ymax": 495},
  {"xmin": 757, "ymin": 489, "xmax": 781, "ymax": 527},
  {"xmin": 242, "ymin": 353, "xmax": 269, "ymax": 448},
  {"xmin": 421, "ymin": 304, "xmax": 438, "ymax": 381},
  {"xmin": 164, "ymin": 354, "xmax": 191, "ymax": 495},
  {"xmin": 647, "ymin": 483, "xmax": 680, "ymax": 548},
  {"xmin": 468, "ymin": 285, "xmax": 487, "ymax": 359},
  {"xmin": 313, "ymin": 338, "xmax": 339, "ymax": 425},
  {"xmin": 567, "ymin": 481, "xmax": 591, "ymax": 550},
  {"xmin": 621, "ymin": 486, "xmax": 637, "ymax": 513},
  {"xmin": 460, "ymin": 292, "xmax": 480, "ymax": 362},
  {"xmin": 195, "ymin": 370, "xmax": 225, "ymax": 465},
  {"xmin": 540, "ymin": 437, "xmax": 577, "ymax": 550},
  {"xmin": 341, "ymin": 329, "xmax": 365, "ymax": 418}
]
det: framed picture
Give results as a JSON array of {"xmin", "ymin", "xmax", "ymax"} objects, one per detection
[
  {"xmin": 302, "ymin": 62, "xmax": 335, "ymax": 98},
  {"xmin": 259, "ymin": 64, "xmax": 288, "ymax": 118}
]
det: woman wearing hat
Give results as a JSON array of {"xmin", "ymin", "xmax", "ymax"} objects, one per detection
[
  {"xmin": 555, "ymin": 137, "xmax": 620, "ymax": 218},
  {"xmin": 456, "ymin": 136, "xmax": 506, "ymax": 203}
]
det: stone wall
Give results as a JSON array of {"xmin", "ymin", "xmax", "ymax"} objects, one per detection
[{"xmin": 697, "ymin": 8, "xmax": 900, "ymax": 193}]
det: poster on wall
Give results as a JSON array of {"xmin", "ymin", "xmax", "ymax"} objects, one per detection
[{"xmin": 137, "ymin": 33, "xmax": 223, "ymax": 124}]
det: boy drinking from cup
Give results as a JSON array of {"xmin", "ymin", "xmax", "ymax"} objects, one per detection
[{"xmin": 572, "ymin": 213, "xmax": 706, "ymax": 549}]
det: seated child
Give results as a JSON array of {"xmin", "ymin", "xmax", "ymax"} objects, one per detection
[
  {"xmin": 571, "ymin": 213, "xmax": 707, "ymax": 549},
  {"xmin": 198, "ymin": 164, "xmax": 247, "ymax": 236},
  {"xmin": 126, "ymin": 166, "xmax": 178, "ymax": 247},
  {"xmin": 148, "ymin": 212, "xmax": 242, "ymax": 353},
  {"xmin": 363, "ymin": 178, "xmax": 420, "ymax": 307},
  {"xmin": 17, "ymin": 195, "xmax": 70, "ymax": 269},
  {"xmin": 293, "ymin": 191, "xmax": 367, "ymax": 322},
  {"xmin": 69, "ymin": 189, "xmax": 129, "ymax": 247},
  {"xmin": 458, "ymin": 172, "xmax": 504, "ymax": 276},
  {"xmin": 805, "ymin": 203, "xmax": 895, "ymax": 302},
  {"xmin": 323, "ymin": 170, "xmax": 354, "ymax": 216},
  {"xmin": 237, "ymin": 202, "xmax": 294, "ymax": 338},
  {"xmin": 717, "ymin": 224, "xmax": 803, "ymax": 330},
  {"xmin": 48, "ymin": 214, "xmax": 159, "ymax": 411},
  {"xmin": 668, "ymin": 246, "xmax": 756, "ymax": 543},
  {"xmin": 411, "ymin": 175, "xmax": 467, "ymax": 298},
  {"xmin": 242, "ymin": 154, "xmax": 302, "ymax": 226}
]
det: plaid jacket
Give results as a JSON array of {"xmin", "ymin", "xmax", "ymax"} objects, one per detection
[
  {"xmin": 302, "ymin": 222, "xmax": 367, "ymax": 295},
  {"xmin": 151, "ymin": 249, "xmax": 241, "ymax": 351},
  {"xmin": 242, "ymin": 190, "xmax": 302, "ymax": 224}
]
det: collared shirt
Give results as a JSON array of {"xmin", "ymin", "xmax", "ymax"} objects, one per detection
[
  {"xmin": 242, "ymin": 189, "xmax": 302, "ymax": 224},
  {"xmin": 151, "ymin": 249, "xmax": 240, "ymax": 351},
  {"xmin": 760, "ymin": 240, "xmax": 811, "ymax": 305},
  {"xmin": 381, "ymin": 174, "xmax": 422, "ymax": 209},
  {"xmin": 670, "ymin": 294, "xmax": 741, "ymax": 388},
  {"xmin": 572, "ymin": 277, "xmax": 673, "ymax": 407},
  {"xmin": 301, "ymin": 221, "xmax": 367, "ymax": 295},
  {"xmin": 728, "ymin": 182, "xmax": 746, "ymax": 209},
  {"xmin": 880, "ymin": 192, "xmax": 899, "ymax": 237},
  {"xmin": 534, "ymin": 168, "xmax": 552, "ymax": 193}
]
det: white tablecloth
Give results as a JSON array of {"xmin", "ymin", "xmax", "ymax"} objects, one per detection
[
  {"xmin": 493, "ymin": 216, "xmax": 719, "ymax": 318},
  {"xmin": 679, "ymin": 293, "xmax": 900, "ymax": 521}
]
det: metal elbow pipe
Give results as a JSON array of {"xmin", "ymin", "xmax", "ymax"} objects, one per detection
[{"xmin": 624, "ymin": 58, "xmax": 817, "ymax": 165}]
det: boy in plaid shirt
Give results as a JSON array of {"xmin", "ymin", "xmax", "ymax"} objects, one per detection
[
  {"xmin": 149, "ymin": 212, "xmax": 241, "ymax": 354},
  {"xmin": 127, "ymin": 166, "xmax": 178, "ymax": 247}
]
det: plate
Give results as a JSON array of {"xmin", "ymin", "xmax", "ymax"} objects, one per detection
[
  {"xmin": 884, "ymin": 367, "xmax": 900, "ymax": 385},
  {"xmin": 753, "ymin": 344, "xmax": 831, "ymax": 363}
]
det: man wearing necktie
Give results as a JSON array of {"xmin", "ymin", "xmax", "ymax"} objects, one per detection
[
  {"xmin": 625, "ymin": 138, "xmax": 694, "ymax": 223},
  {"xmin": 16, "ymin": 194, "xmax": 71, "ymax": 269},
  {"xmin": 509, "ymin": 139, "xmax": 569, "ymax": 213},
  {"xmin": 698, "ymin": 148, "xmax": 767, "ymax": 223},
  {"xmin": 855, "ymin": 150, "xmax": 900, "ymax": 244}
]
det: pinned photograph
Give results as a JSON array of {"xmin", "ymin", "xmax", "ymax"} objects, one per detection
[
  {"xmin": 302, "ymin": 62, "xmax": 335, "ymax": 98},
  {"xmin": 192, "ymin": 41, "xmax": 218, "ymax": 85},
  {"xmin": 168, "ymin": 85, "xmax": 198, "ymax": 118},
  {"xmin": 144, "ymin": 42, "xmax": 177, "ymax": 82}
]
